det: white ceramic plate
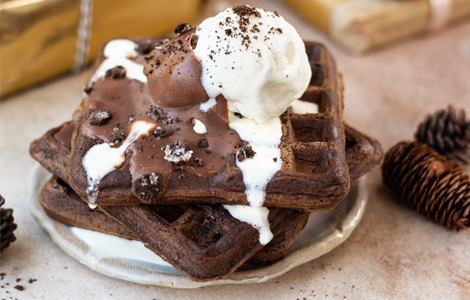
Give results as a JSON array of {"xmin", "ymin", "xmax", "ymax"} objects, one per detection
[{"xmin": 29, "ymin": 164, "xmax": 367, "ymax": 288}]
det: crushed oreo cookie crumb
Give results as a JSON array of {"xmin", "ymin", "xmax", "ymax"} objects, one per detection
[
  {"xmin": 133, "ymin": 173, "xmax": 162, "ymax": 203},
  {"xmin": 191, "ymin": 35, "xmax": 199, "ymax": 49},
  {"xmin": 135, "ymin": 40, "xmax": 155, "ymax": 55},
  {"xmin": 111, "ymin": 131, "xmax": 126, "ymax": 145},
  {"xmin": 237, "ymin": 145, "xmax": 256, "ymax": 162},
  {"xmin": 89, "ymin": 110, "xmax": 112, "ymax": 126},
  {"xmin": 150, "ymin": 127, "xmax": 173, "ymax": 139},
  {"xmin": 234, "ymin": 112, "xmax": 244, "ymax": 118},
  {"xmin": 105, "ymin": 66, "xmax": 126, "ymax": 79},
  {"xmin": 83, "ymin": 86, "xmax": 93, "ymax": 95},
  {"xmin": 110, "ymin": 123, "xmax": 127, "ymax": 144},
  {"xmin": 174, "ymin": 23, "xmax": 192, "ymax": 35},
  {"xmin": 14, "ymin": 285, "xmax": 24, "ymax": 291},
  {"xmin": 194, "ymin": 157, "xmax": 203, "ymax": 166},
  {"xmin": 163, "ymin": 141, "xmax": 193, "ymax": 165},
  {"xmin": 273, "ymin": 157, "xmax": 278, "ymax": 162},
  {"xmin": 198, "ymin": 138, "xmax": 209, "ymax": 148}
]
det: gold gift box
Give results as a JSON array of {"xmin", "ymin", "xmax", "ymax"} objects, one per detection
[
  {"xmin": 283, "ymin": 0, "xmax": 470, "ymax": 54},
  {"xmin": 1, "ymin": 0, "xmax": 204, "ymax": 97}
]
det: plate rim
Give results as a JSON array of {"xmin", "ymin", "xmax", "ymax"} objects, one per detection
[{"xmin": 28, "ymin": 163, "xmax": 367, "ymax": 288}]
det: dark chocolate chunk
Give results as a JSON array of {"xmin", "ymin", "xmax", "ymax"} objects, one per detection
[
  {"xmin": 234, "ymin": 112, "xmax": 244, "ymax": 118},
  {"xmin": 89, "ymin": 110, "xmax": 112, "ymax": 126},
  {"xmin": 132, "ymin": 173, "xmax": 162, "ymax": 203},
  {"xmin": 174, "ymin": 23, "xmax": 192, "ymax": 35},
  {"xmin": 105, "ymin": 66, "xmax": 126, "ymax": 79}
]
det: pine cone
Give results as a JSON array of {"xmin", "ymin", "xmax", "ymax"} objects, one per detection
[
  {"xmin": 415, "ymin": 106, "xmax": 470, "ymax": 165},
  {"xmin": 382, "ymin": 141, "xmax": 470, "ymax": 230},
  {"xmin": 1, "ymin": 195, "xmax": 17, "ymax": 252}
]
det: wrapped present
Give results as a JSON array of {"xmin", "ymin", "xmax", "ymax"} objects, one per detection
[
  {"xmin": 283, "ymin": 0, "xmax": 470, "ymax": 54},
  {"xmin": 1, "ymin": 0, "xmax": 204, "ymax": 97}
]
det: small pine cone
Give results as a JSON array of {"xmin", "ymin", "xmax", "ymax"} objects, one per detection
[
  {"xmin": 415, "ymin": 106, "xmax": 470, "ymax": 165},
  {"xmin": 383, "ymin": 141, "xmax": 470, "ymax": 230},
  {"xmin": 1, "ymin": 195, "xmax": 17, "ymax": 252}
]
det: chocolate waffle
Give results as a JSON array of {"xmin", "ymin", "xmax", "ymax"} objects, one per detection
[
  {"xmin": 65, "ymin": 37, "xmax": 350, "ymax": 211},
  {"xmin": 39, "ymin": 176, "xmax": 136, "ymax": 240},
  {"xmin": 32, "ymin": 120, "xmax": 381, "ymax": 277},
  {"xmin": 39, "ymin": 175, "xmax": 308, "ymax": 265},
  {"xmin": 29, "ymin": 121, "xmax": 74, "ymax": 183},
  {"xmin": 31, "ymin": 119, "xmax": 381, "ymax": 198}
]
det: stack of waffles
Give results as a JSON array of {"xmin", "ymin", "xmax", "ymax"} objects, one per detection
[{"xmin": 30, "ymin": 6, "xmax": 382, "ymax": 282}]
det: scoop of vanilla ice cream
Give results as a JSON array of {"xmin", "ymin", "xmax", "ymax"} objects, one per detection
[{"xmin": 193, "ymin": 5, "xmax": 312, "ymax": 123}]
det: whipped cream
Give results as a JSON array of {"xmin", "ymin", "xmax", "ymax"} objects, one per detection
[
  {"xmin": 193, "ymin": 6, "xmax": 311, "ymax": 123},
  {"xmin": 89, "ymin": 39, "xmax": 147, "ymax": 85},
  {"xmin": 83, "ymin": 120, "xmax": 155, "ymax": 203}
]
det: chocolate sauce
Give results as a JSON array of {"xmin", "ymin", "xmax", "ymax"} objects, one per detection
[
  {"xmin": 74, "ymin": 35, "xmax": 241, "ymax": 202},
  {"xmin": 143, "ymin": 29, "xmax": 209, "ymax": 108},
  {"xmin": 54, "ymin": 121, "xmax": 75, "ymax": 148}
]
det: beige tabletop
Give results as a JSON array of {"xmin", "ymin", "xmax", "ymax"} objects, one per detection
[{"xmin": 1, "ymin": 0, "xmax": 470, "ymax": 299}]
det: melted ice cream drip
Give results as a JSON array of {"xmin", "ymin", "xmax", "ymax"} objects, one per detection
[
  {"xmin": 199, "ymin": 98, "xmax": 217, "ymax": 112},
  {"xmin": 192, "ymin": 6, "xmax": 311, "ymax": 245},
  {"xmin": 83, "ymin": 120, "xmax": 155, "ymax": 203},
  {"xmin": 192, "ymin": 119, "xmax": 207, "ymax": 134},
  {"xmin": 291, "ymin": 100, "xmax": 319, "ymax": 114},
  {"xmin": 223, "ymin": 112, "xmax": 283, "ymax": 245},
  {"xmin": 89, "ymin": 39, "xmax": 147, "ymax": 85}
]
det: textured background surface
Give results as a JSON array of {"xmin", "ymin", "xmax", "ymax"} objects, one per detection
[{"xmin": 1, "ymin": 0, "xmax": 470, "ymax": 299}]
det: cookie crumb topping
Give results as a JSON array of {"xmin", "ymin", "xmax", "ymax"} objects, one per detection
[
  {"xmin": 164, "ymin": 141, "xmax": 193, "ymax": 165},
  {"xmin": 89, "ymin": 110, "xmax": 112, "ymax": 126},
  {"xmin": 174, "ymin": 23, "xmax": 192, "ymax": 35},
  {"xmin": 105, "ymin": 66, "xmax": 127, "ymax": 79}
]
